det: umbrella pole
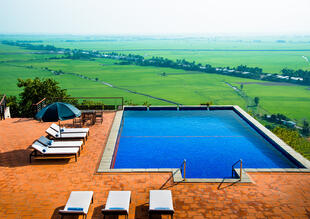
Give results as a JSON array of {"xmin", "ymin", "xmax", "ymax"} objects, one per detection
[{"xmin": 59, "ymin": 120, "xmax": 61, "ymax": 138}]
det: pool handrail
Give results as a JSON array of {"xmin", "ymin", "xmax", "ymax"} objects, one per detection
[
  {"xmin": 232, "ymin": 159, "xmax": 243, "ymax": 180},
  {"xmin": 180, "ymin": 159, "xmax": 186, "ymax": 181}
]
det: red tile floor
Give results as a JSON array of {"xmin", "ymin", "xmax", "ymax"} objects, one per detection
[{"xmin": 0, "ymin": 113, "xmax": 309, "ymax": 218}]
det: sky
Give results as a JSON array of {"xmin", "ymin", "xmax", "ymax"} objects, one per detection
[{"xmin": 0, "ymin": 0, "xmax": 310, "ymax": 35}]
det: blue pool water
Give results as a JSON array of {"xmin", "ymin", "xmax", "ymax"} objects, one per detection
[{"xmin": 113, "ymin": 110, "xmax": 299, "ymax": 178}]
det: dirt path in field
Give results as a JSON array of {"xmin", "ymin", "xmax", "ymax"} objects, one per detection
[
  {"xmin": 161, "ymin": 71, "xmax": 206, "ymax": 76},
  {"xmin": 67, "ymin": 72, "xmax": 182, "ymax": 105},
  {"xmin": 224, "ymin": 82, "xmax": 256, "ymax": 107},
  {"xmin": 4, "ymin": 61, "xmax": 182, "ymax": 105},
  {"xmin": 1, "ymin": 62, "xmax": 182, "ymax": 105},
  {"xmin": 235, "ymin": 82, "xmax": 300, "ymax": 86},
  {"xmin": 302, "ymin": 56, "xmax": 310, "ymax": 65},
  {"xmin": 98, "ymin": 79, "xmax": 181, "ymax": 105}
]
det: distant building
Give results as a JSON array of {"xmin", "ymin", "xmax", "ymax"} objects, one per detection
[
  {"xmin": 276, "ymin": 75, "xmax": 289, "ymax": 80},
  {"xmin": 282, "ymin": 120, "xmax": 296, "ymax": 128},
  {"xmin": 290, "ymin": 77, "xmax": 303, "ymax": 81}
]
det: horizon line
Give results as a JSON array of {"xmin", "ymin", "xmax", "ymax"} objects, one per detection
[{"xmin": 1, "ymin": 32, "xmax": 310, "ymax": 37}]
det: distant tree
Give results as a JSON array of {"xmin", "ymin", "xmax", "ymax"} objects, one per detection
[
  {"xmin": 162, "ymin": 72, "xmax": 166, "ymax": 76},
  {"xmin": 17, "ymin": 77, "xmax": 71, "ymax": 117},
  {"xmin": 240, "ymin": 83, "xmax": 244, "ymax": 90},
  {"xmin": 302, "ymin": 120, "xmax": 309, "ymax": 136},
  {"xmin": 254, "ymin": 97, "xmax": 260, "ymax": 106},
  {"xmin": 270, "ymin": 114, "xmax": 277, "ymax": 121}
]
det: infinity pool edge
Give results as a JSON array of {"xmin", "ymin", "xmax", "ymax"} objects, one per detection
[{"xmin": 97, "ymin": 105, "xmax": 310, "ymax": 183}]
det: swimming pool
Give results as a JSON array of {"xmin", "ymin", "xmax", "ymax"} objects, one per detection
[{"xmin": 111, "ymin": 108, "xmax": 302, "ymax": 179}]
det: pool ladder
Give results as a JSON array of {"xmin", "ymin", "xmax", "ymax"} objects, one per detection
[
  {"xmin": 180, "ymin": 159, "xmax": 186, "ymax": 181},
  {"xmin": 180, "ymin": 159, "xmax": 242, "ymax": 181},
  {"xmin": 232, "ymin": 159, "xmax": 243, "ymax": 180}
]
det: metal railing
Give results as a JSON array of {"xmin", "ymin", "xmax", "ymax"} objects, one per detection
[
  {"xmin": 232, "ymin": 159, "xmax": 243, "ymax": 180},
  {"xmin": 0, "ymin": 95, "xmax": 7, "ymax": 120},
  {"xmin": 33, "ymin": 97, "xmax": 46, "ymax": 116},
  {"xmin": 180, "ymin": 159, "xmax": 187, "ymax": 181},
  {"xmin": 54, "ymin": 97, "xmax": 124, "ymax": 110},
  {"xmin": 33, "ymin": 96, "xmax": 124, "ymax": 117}
]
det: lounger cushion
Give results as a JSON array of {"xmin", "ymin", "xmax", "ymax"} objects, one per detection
[
  {"xmin": 36, "ymin": 137, "xmax": 51, "ymax": 146},
  {"xmin": 149, "ymin": 190, "xmax": 174, "ymax": 212},
  {"xmin": 32, "ymin": 141, "xmax": 79, "ymax": 154},
  {"xmin": 61, "ymin": 191, "xmax": 93, "ymax": 214},
  {"xmin": 103, "ymin": 191, "xmax": 131, "ymax": 213},
  {"xmin": 38, "ymin": 136, "xmax": 83, "ymax": 148},
  {"xmin": 46, "ymin": 128, "xmax": 86, "ymax": 139}
]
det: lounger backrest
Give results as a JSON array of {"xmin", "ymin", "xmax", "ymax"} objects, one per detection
[
  {"xmin": 32, "ymin": 141, "xmax": 48, "ymax": 153},
  {"xmin": 149, "ymin": 190, "xmax": 174, "ymax": 211},
  {"xmin": 51, "ymin": 123, "xmax": 60, "ymax": 132},
  {"xmin": 104, "ymin": 191, "xmax": 131, "ymax": 212},
  {"xmin": 63, "ymin": 191, "xmax": 94, "ymax": 214},
  {"xmin": 46, "ymin": 127, "xmax": 58, "ymax": 138}
]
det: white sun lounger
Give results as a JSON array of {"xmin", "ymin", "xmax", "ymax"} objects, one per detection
[
  {"xmin": 38, "ymin": 136, "xmax": 84, "ymax": 150},
  {"xmin": 149, "ymin": 190, "xmax": 174, "ymax": 219},
  {"xmin": 59, "ymin": 191, "xmax": 94, "ymax": 219},
  {"xmin": 46, "ymin": 127, "xmax": 87, "ymax": 142},
  {"xmin": 102, "ymin": 191, "xmax": 131, "ymax": 219},
  {"xmin": 30, "ymin": 141, "xmax": 80, "ymax": 163},
  {"xmin": 50, "ymin": 123, "xmax": 90, "ymax": 136}
]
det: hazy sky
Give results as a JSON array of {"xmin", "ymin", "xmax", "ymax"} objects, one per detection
[{"xmin": 1, "ymin": 0, "xmax": 310, "ymax": 35}]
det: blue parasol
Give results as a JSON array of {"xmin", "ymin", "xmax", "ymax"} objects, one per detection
[{"xmin": 35, "ymin": 102, "xmax": 81, "ymax": 122}]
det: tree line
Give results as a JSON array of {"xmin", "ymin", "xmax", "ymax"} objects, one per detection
[
  {"xmin": 2, "ymin": 40, "xmax": 309, "ymax": 85},
  {"xmin": 281, "ymin": 68, "xmax": 310, "ymax": 84},
  {"xmin": 2, "ymin": 40, "xmax": 62, "ymax": 52}
]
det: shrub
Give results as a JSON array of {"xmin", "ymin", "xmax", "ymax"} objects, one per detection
[
  {"xmin": 273, "ymin": 126, "xmax": 310, "ymax": 160},
  {"xmin": 17, "ymin": 77, "xmax": 71, "ymax": 117}
]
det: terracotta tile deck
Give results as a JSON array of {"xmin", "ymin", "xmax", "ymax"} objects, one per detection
[{"xmin": 0, "ymin": 113, "xmax": 310, "ymax": 218}]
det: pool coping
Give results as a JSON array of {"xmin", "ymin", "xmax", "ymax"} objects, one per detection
[{"xmin": 97, "ymin": 105, "xmax": 310, "ymax": 183}]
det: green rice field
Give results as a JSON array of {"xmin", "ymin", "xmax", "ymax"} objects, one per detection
[
  {"xmin": 0, "ymin": 36, "xmax": 309, "ymax": 122},
  {"xmin": 24, "ymin": 37, "xmax": 310, "ymax": 74}
]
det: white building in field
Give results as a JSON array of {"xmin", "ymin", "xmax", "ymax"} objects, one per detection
[
  {"xmin": 276, "ymin": 75, "xmax": 289, "ymax": 80},
  {"xmin": 290, "ymin": 77, "xmax": 303, "ymax": 81}
]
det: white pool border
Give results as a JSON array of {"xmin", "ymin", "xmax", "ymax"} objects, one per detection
[{"xmin": 97, "ymin": 105, "xmax": 310, "ymax": 183}]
